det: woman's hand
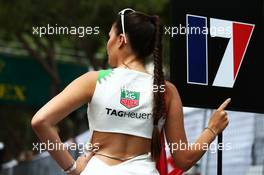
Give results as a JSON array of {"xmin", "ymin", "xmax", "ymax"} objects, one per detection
[
  {"xmin": 207, "ymin": 98, "xmax": 231, "ymax": 135},
  {"xmin": 69, "ymin": 152, "xmax": 95, "ymax": 175}
]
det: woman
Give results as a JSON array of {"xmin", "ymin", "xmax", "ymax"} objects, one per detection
[{"xmin": 31, "ymin": 8, "xmax": 230, "ymax": 175}]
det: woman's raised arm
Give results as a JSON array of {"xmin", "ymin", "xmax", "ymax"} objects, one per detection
[
  {"xmin": 164, "ymin": 81, "xmax": 230, "ymax": 171},
  {"xmin": 31, "ymin": 71, "xmax": 97, "ymax": 174}
]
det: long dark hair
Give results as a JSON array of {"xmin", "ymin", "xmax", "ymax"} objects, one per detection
[{"xmin": 114, "ymin": 10, "xmax": 165, "ymax": 162}]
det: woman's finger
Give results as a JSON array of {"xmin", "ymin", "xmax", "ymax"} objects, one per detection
[{"xmin": 217, "ymin": 98, "xmax": 231, "ymax": 111}]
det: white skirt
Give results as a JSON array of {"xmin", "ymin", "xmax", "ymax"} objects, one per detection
[{"xmin": 80, "ymin": 152, "xmax": 160, "ymax": 175}]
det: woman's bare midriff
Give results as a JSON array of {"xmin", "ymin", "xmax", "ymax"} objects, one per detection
[{"xmin": 90, "ymin": 131, "xmax": 151, "ymax": 166}]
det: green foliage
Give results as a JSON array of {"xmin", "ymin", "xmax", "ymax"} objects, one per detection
[{"xmin": 0, "ymin": 0, "xmax": 169, "ymax": 52}]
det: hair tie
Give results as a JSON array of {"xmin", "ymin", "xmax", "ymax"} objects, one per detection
[{"xmin": 153, "ymin": 120, "xmax": 159, "ymax": 127}]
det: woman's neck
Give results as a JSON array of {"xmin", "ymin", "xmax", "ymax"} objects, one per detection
[{"xmin": 117, "ymin": 55, "xmax": 146, "ymax": 72}]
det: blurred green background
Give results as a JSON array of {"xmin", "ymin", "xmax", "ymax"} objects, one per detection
[{"xmin": 0, "ymin": 0, "xmax": 170, "ymax": 164}]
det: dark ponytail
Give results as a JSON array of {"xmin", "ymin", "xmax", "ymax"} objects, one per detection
[
  {"xmin": 150, "ymin": 15, "xmax": 165, "ymax": 162},
  {"xmin": 114, "ymin": 11, "xmax": 165, "ymax": 162}
]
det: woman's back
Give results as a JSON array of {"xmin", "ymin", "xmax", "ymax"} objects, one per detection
[{"xmin": 87, "ymin": 67, "xmax": 159, "ymax": 166}]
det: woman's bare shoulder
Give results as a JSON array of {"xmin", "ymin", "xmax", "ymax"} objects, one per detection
[{"xmin": 165, "ymin": 80, "xmax": 180, "ymax": 99}]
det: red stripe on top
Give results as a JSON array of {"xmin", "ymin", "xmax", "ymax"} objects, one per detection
[{"xmin": 233, "ymin": 23, "xmax": 254, "ymax": 79}]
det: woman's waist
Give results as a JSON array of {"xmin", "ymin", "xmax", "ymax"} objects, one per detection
[
  {"xmin": 86, "ymin": 148, "xmax": 152, "ymax": 166},
  {"xmin": 87, "ymin": 131, "xmax": 151, "ymax": 159}
]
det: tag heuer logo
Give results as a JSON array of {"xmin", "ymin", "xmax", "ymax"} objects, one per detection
[{"xmin": 120, "ymin": 89, "xmax": 140, "ymax": 109}]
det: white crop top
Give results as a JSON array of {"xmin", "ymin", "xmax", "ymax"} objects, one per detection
[{"xmin": 87, "ymin": 67, "xmax": 165, "ymax": 139}]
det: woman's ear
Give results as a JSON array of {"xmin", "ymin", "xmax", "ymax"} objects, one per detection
[{"xmin": 117, "ymin": 34, "xmax": 126, "ymax": 48}]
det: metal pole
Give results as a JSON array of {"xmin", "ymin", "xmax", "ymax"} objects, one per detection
[{"xmin": 217, "ymin": 132, "xmax": 223, "ymax": 175}]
